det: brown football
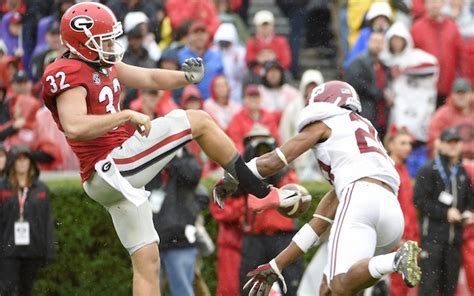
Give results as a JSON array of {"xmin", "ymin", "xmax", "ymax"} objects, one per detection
[{"xmin": 277, "ymin": 183, "xmax": 312, "ymax": 218}]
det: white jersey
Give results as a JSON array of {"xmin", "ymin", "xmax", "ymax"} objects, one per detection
[{"xmin": 297, "ymin": 102, "xmax": 400, "ymax": 198}]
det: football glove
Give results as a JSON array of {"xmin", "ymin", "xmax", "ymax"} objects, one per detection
[
  {"xmin": 243, "ymin": 259, "xmax": 287, "ymax": 296},
  {"xmin": 182, "ymin": 57, "xmax": 204, "ymax": 84},
  {"xmin": 247, "ymin": 186, "xmax": 300, "ymax": 212},
  {"xmin": 212, "ymin": 172, "xmax": 239, "ymax": 208}
]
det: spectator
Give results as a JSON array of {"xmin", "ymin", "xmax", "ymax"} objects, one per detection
[
  {"xmin": 414, "ymin": 127, "xmax": 473, "ymax": 296},
  {"xmin": 108, "ymin": 0, "xmax": 157, "ymax": 25},
  {"xmin": 203, "ymin": 75, "xmax": 240, "ymax": 130},
  {"xmin": 344, "ymin": 1, "xmax": 393, "ymax": 69},
  {"xmin": 148, "ymin": 145, "xmax": 205, "ymax": 296},
  {"xmin": 0, "ymin": 55, "xmax": 21, "ymax": 93},
  {"xmin": 381, "ymin": 22, "xmax": 438, "ymax": 142},
  {"xmin": 380, "ymin": 21, "xmax": 439, "ymax": 176},
  {"xmin": 344, "ymin": 30, "xmax": 390, "ymax": 137},
  {"xmin": 238, "ymin": 128, "xmax": 303, "ymax": 295},
  {"xmin": 3, "ymin": 71, "xmax": 61, "ymax": 169},
  {"xmin": 411, "ymin": 0, "xmax": 468, "ymax": 107},
  {"xmin": 130, "ymin": 89, "xmax": 178, "ymax": 119},
  {"xmin": 178, "ymin": 20, "xmax": 224, "ymax": 99},
  {"xmin": 226, "ymin": 84, "xmax": 281, "ymax": 153},
  {"xmin": 213, "ymin": 22, "xmax": 247, "ymax": 104},
  {"xmin": 122, "ymin": 25, "xmax": 156, "ymax": 69},
  {"xmin": 275, "ymin": 0, "xmax": 307, "ymax": 77},
  {"xmin": 157, "ymin": 48, "xmax": 183, "ymax": 104},
  {"xmin": 30, "ymin": 21, "xmax": 63, "ymax": 83},
  {"xmin": 384, "ymin": 125, "xmax": 420, "ymax": 296},
  {"xmin": 122, "ymin": 25, "xmax": 156, "ymax": 109},
  {"xmin": 215, "ymin": 0, "xmax": 249, "ymax": 44},
  {"xmin": 245, "ymin": 10, "xmax": 292, "ymax": 75},
  {"xmin": 119, "ymin": 11, "xmax": 161, "ymax": 62},
  {"xmin": 463, "ymin": 166, "xmax": 474, "ymax": 295},
  {"xmin": 165, "ymin": 0, "xmax": 221, "ymax": 36},
  {"xmin": 258, "ymin": 60, "xmax": 300, "ymax": 123},
  {"xmin": 0, "ymin": 145, "xmax": 56, "ymax": 296},
  {"xmin": 209, "ymin": 188, "xmax": 245, "ymax": 296},
  {"xmin": 279, "ymin": 69, "xmax": 324, "ymax": 181},
  {"xmin": 0, "ymin": 83, "xmax": 25, "ymax": 143},
  {"xmin": 442, "ymin": 0, "xmax": 474, "ymax": 39},
  {"xmin": 34, "ymin": 105, "xmax": 79, "ymax": 171},
  {"xmin": 427, "ymin": 78, "xmax": 474, "ymax": 161},
  {"xmin": 0, "ymin": 11, "xmax": 24, "ymax": 60}
]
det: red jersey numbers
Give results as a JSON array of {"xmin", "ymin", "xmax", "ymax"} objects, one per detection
[
  {"xmin": 45, "ymin": 71, "xmax": 70, "ymax": 93},
  {"xmin": 99, "ymin": 78, "xmax": 121, "ymax": 113},
  {"xmin": 349, "ymin": 112, "xmax": 387, "ymax": 157}
]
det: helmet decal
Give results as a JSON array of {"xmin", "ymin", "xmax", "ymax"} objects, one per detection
[{"xmin": 70, "ymin": 15, "xmax": 94, "ymax": 32}]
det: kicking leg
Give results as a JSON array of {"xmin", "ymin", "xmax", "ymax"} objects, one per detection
[
  {"xmin": 186, "ymin": 109, "xmax": 238, "ymax": 166},
  {"xmin": 131, "ymin": 243, "xmax": 161, "ymax": 296}
]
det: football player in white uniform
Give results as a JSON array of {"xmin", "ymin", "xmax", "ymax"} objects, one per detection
[{"xmin": 214, "ymin": 80, "xmax": 421, "ymax": 296}]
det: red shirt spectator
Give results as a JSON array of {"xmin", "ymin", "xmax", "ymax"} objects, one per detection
[
  {"xmin": 245, "ymin": 10, "xmax": 291, "ymax": 72},
  {"xmin": 165, "ymin": 0, "xmax": 220, "ymax": 36},
  {"xmin": 411, "ymin": 1, "xmax": 468, "ymax": 100},
  {"xmin": 385, "ymin": 126, "xmax": 420, "ymax": 296},
  {"xmin": 427, "ymin": 78, "xmax": 474, "ymax": 160},
  {"xmin": 226, "ymin": 85, "xmax": 281, "ymax": 153}
]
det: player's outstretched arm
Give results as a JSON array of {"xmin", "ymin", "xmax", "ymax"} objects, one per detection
[
  {"xmin": 115, "ymin": 58, "xmax": 204, "ymax": 90},
  {"xmin": 253, "ymin": 121, "xmax": 331, "ymax": 178},
  {"xmin": 57, "ymin": 87, "xmax": 151, "ymax": 140},
  {"xmin": 244, "ymin": 188, "xmax": 338, "ymax": 296}
]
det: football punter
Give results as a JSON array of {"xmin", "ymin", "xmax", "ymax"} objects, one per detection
[{"xmin": 42, "ymin": 2, "xmax": 300, "ymax": 295}]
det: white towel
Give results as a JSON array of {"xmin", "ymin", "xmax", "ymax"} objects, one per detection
[{"xmin": 94, "ymin": 155, "xmax": 150, "ymax": 207}]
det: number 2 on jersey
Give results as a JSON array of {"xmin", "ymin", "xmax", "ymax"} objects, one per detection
[{"xmin": 349, "ymin": 112, "xmax": 387, "ymax": 157}]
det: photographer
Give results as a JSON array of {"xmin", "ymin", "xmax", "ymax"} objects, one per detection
[
  {"xmin": 414, "ymin": 127, "xmax": 473, "ymax": 296},
  {"xmin": 238, "ymin": 125, "xmax": 303, "ymax": 295}
]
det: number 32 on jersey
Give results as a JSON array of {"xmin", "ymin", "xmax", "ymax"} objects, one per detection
[{"xmin": 46, "ymin": 71, "xmax": 121, "ymax": 113}]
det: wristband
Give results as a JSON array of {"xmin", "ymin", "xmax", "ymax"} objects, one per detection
[
  {"xmin": 275, "ymin": 148, "xmax": 288, "ymax": 166},
  {"xmin": 246, "ymin": 158, "xmax": 264, "ymax": 180},
  {"xmin": 313, "ymin": 214, "xmax": 334, "ymax": 224},
  {"xmin": 292, "ymin": 223, "xmax": 319, "ymax": 253}
]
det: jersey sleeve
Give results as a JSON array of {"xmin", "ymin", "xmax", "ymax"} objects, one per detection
[
  {"xmin": 41, "ymin": 61, "xmax": 86, "ymax": 101},
  {"xmin": 297, "ymin": 102, "xmax": 348, "ymax": 132}
]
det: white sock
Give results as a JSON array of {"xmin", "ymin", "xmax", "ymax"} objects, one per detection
[{"xmin": 368, "ymin": 252, "xmax": 396, "ymax": 279}]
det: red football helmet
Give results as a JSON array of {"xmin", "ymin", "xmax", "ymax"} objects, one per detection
[
  {"xmin": 60, "ymin": 2, "xmax": 124, "ymax": 65},
  {"xmin": 308, "ymin": 80, "xmax": 362, "ymax": 113}
]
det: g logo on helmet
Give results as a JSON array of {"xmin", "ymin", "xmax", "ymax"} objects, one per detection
[{"xmin": 70, "ymin": 15, "xmax": 94, "ymax": 32}]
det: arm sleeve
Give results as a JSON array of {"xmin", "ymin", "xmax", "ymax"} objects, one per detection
[{"xmin": 413, "ymin": 166, "xmax": 449, "ymax": 221}]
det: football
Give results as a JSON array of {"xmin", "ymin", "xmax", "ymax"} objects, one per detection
[{"xmin": 277, "ymin": 183, "xmax": 312, "ymax": 218}]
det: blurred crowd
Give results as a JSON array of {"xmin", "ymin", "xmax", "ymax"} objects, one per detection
[{"xmin": 0, "ymin": 0, "xmax": 473, "ymax": 295}]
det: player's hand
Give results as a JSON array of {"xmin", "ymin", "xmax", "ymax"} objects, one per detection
[
  {"xmin": 247, "ymin": 186, "xmax": 300, "ymax": 213},
  {"xmin": 127, "ymin": 110, "xmax": 151, "ymax": 137},
  {"xmin": 243, "ymin": 259, "xmax": 287, "ymax": 296},
  {"xmin": 212, "ymin": 172, "xmax": 239, "ymax": 208},
  {"xmin": 182, "ymin": 57, "xmax": 204, "ymax": 84}
]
